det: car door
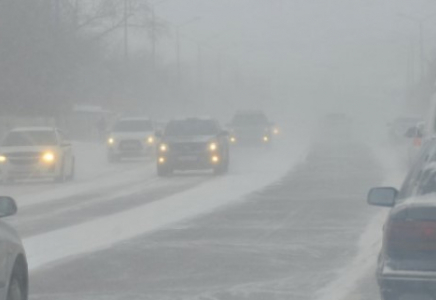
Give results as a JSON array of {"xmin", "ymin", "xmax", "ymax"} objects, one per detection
[{"xmin": 0, "ymin": 223, "xmax": 11, "ymax": 294}]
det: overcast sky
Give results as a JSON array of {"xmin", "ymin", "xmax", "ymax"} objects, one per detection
[{"xmin": 118, "ymin": 0, "xmax": 436, "ymax": 124}]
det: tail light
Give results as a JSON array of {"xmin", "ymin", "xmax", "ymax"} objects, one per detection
[
  {"xmin": 385, "ymin": 220, "xmax": 436, "ymax": 257},
  {"xmin": 414, "ymin": 137, "xmax": 422, "ymax": 147}
]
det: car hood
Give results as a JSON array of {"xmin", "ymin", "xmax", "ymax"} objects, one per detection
[
  {"xmin": 109, "ymin": 131, "xmax": 154, "ymax": 139},
  {"xmin": 0, "ymin": 145, "xmax": 59, "ymax": 154},
  {"xmin": 163, "ymin": 135, "xmax": 215, "ymax": 144}
]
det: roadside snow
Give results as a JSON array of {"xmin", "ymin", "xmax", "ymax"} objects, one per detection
[
  {"xmin": 25, "ymin": 142, "xmax": 307, "ymax": 271},
  {"xmin": 315, "ymin": 145, "xmax": 405, "ymax": 300}
]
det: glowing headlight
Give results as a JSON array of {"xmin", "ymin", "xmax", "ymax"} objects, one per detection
[
  {"xmin": 158, "ymin": 157, "xmax": 165, "ymax": 164},
  {"xmin": 273, "ymin": 128, "xmax": 279, "ymax": 135},
  {"xmin": 211, "ymin": 155, "xmax": 220, "ymax": 163},
  {"xmin": 209, "ymin": 142, "xmax": 218, "ymax": 151},
  {"xmin": 159, "ymin": 144, "xmax": 168, "ymax": 152},
  {"xmin": 0, "ymin": 155, "xmax": 6, "ymax": 163},
  {"xmin": 42, "ymin": 152, "xmax": 55, "ymax": 163},
  {"xmin": 108, "ymin": 138, "xmax": 115, "ymax": 145},
  {"xmin": 230, "ymin": 137, "xmax": 236, "ymax": 143},
  {"xmin": 147, "ymin": 136, "xmax": 154, "ymax": 144},
  {"xmin": 263, "ymin": 136, "xmax": 269, "ymax": 142}
]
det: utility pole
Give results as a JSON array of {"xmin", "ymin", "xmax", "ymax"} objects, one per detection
[
  {"xmin": 123, "ymin": 0, "xmax": 129, "ymax": 66},
  {"xmin": 197, "ymin": 44, "xmax": 203, "ymax": 90},
  {"xmin": 151, "ymin": 7, "xmax": 156, "ymax": 72}
]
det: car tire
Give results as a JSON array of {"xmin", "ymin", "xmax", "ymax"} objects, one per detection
[
  {"xmin": 7, "ymin": 261, "xmax": 28, "ymax": 300},
  {"xmin": 157, "ymin": 164, "xmax": 172, "ymax": 177},
  {"xmin": 67, "ymin": 157, "xmax": 75, "ymax": 181}
]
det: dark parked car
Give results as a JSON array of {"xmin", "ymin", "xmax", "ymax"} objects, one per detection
[
  {"xmin": 0, "ymin": 196, "xmax": 28, "ymax": 300},
  {"xmin": 155, "ymin": 117, "xmax": 230, "ymax": 176},
  {"xmin": 368, "ymin": 138, "xmax": 436, "ymax": 300}
]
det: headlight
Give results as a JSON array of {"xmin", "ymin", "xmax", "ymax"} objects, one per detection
[
  {"xmin": 230, "ymin": 137, "xmax": 236, "ymax": 143},
  {"xmin": 42, "ymin": 152, "xmax": 55, "ymax": 163},
  {"xmin": 273, "ymin": 128, "xmax": 279, "ymax": 135},
  {"xmin": 209, "ymin": 142, "xmax": 218, "ymax": 151},
  {"xmin": 263, "ymin": 136, "xmax": 269, "ymax": 142},
  {"xmin": 0, "ymin": 155, "xmax": 6, "ymax": 163},
  {"xmin": 147, "ymin": 136, "xmax": 154, "ymax": 144},
  {"xmin": 159, "ymin": 144, "xmax": 168, "ymax": 152},
  {"xmin": 108, "ymin": 138, "xmax": 115, "ymax": 145},
  {"xmin": 211, "ymin": 155, "xmax": 220, "ymax": 163}
]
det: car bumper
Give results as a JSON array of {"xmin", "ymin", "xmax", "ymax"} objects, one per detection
[
  {"xmin": 108, "ymin": 145, "xmax": 154, "ymax": 156},
  {"xmin": 159, "ymin": 153, "xmax": 221, "ymax": 170},
  {"xmin": 1, "ymin": 163, "xmax": 57, "ymax": 178},
  {"xmin": 378, "ymin": 268, "xmax": 436, "ymax": 293}
]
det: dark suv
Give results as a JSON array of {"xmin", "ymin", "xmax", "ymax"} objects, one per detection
[
  {"xmin": 368, "ymin": 139, "xmax": 436, "ymax": 300},
  {"xmin": 156, "ymin": 118, "xmax": 230, "ymax": 176}
]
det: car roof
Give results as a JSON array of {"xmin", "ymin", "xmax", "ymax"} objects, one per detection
[{"xmin": 11, "ymin": 127, "xmax": 56, "ymax": 132}]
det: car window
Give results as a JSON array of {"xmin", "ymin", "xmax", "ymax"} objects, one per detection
[
  {"xmin": 165, "ymin": 120, "xmax": 219, "ymax": 136},
  {"xmin": 113, "ymin": 120, "xmax": 153, "ymax": 132},
  {"xmin": 2, "ymin": 131, "xmax": 58, "ymax": 147}
]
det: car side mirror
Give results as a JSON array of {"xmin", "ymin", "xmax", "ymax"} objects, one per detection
[
  {"xmin": 367, "ymin": 187, "xmax": 397, "ymax": 207},
  {"xmin": 0, "ymin": 197, "xmax": 17, "ymax": 217}
]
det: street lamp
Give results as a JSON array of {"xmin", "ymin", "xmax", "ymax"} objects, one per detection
[{"xmin": 398, "ymin": 13, "xmax": 436, "ymax": 80}]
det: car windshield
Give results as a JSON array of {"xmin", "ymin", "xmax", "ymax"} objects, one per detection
[
  {"xmin": 232, "ymin": 114, "xmax": 269, "ymax": 126},
  {"xmin": 112, "ymin": 120, "xmax": 153, "ymax": 132},
  {"xmin": 165, "ymin": 120, "xmax": 218, "ymax": 136},
  {"xmin": 2, "ymin": 131, "xmax": 57, "ymax": 146}
]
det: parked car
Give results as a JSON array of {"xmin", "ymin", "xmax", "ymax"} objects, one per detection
[
  {"xmin": 0, "ymin": 196, "xmax": 28, "ymax": 300},
  {"xmin": 156, "ymin": 117, "xmax": 230, "ymax": 176},
  {"xmin": 368, "ymin": 138, "xmax": 436, "ymax": 299},
  {"xmin": 107, "ymin": 118, "xmax": 155, "ymax": 162},
  {"xmin": 0, "ymin": 127, "xmax": 75, "ymax": 183}
]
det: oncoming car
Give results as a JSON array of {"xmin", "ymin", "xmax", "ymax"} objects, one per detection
[
  {"xmin": 156, "ymin": 118, "xmax": 230, "ymax": 176},
  {"xmin": 0, "ymin": 127, "xmax": 75, "ymax": 183},
  {"xmin": 107, "ymin": 118, "xmax": 155, "ymax": 162},
  {"xmin": 228, "ymin": 111, "xmax": 273, "ymax": 146},
  {"xmin": 0, "ymin": 196, "xmax": 28, "ymax": 300}
]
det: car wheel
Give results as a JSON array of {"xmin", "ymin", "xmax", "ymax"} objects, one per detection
[
  {"xmin": 7, "ymin": 262, "xmax": 27, "ymax": 300},
  {"xmin": 67, "ymin": 157, "xmax": 75, "ymax": 181},
  {"xmin": 157, "ymin": 164, "xmax": 172, "ymax": 177}
]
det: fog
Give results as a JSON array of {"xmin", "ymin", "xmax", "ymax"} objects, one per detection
[
  {"xmin": 3, "ymin": 1, "xmax": 436, "ymax": 300},
  {"xmin": 2, "ymin": 0, "xmax": 434, "ymax": 133}
]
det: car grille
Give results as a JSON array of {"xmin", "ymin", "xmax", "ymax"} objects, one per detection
[
  {"xmin": 119, "ymin": 140, "xmax": 142, "ymax": 151},
  {"xmin": 171, "ymin": 143, "xmax": 205, "ymax": 154},
  {"xmin": 6, "ymin": 152, "xmax": 40, "ymax": 166}
]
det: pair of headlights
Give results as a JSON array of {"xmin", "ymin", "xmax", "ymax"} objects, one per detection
[
  {"xmin": 108, "ymin": 137, "xmax": 155, "ymax": 145},
  {"xmin": 159, "ymin": 142, "xmax": 218, "ymax": 152},
  {"xmin": 0, "ymin": 152, "xmax": 55, "ymax": 163}
]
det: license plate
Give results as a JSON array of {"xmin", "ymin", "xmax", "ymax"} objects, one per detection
[{"xmin": 178, "ymin": 156, "xmax": 197, "ymax": 162}]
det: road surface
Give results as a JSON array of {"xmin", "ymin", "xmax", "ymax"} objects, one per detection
[{"xmin": 0, "ymin": 138, "xmax": 395, "ymax": 300}]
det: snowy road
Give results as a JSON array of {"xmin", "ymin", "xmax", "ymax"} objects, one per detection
[{"xmin": 10, "ymin": 139, "xmax": 392, "ymax": 300}]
